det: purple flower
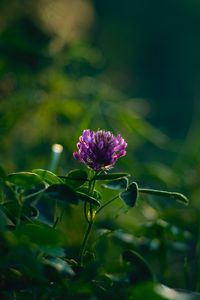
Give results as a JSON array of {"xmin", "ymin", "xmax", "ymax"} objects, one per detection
[{"xmin": 73, "ymin": 129, "xmax": 127, "ymax": 171}]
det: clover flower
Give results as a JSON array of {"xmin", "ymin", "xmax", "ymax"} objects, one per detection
[{"xmin": 73, "ymin": 129, "xmax": 127, "ymax": 171}]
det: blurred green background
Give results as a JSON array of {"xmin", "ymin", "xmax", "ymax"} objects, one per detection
[{"xmin": 1, "ymin": 0, "xmax": 200, "ymax": 291}]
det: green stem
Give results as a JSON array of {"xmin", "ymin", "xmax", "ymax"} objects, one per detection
[
  {"xmin": 53, "ymin": 200, "xmax": 59, "ymax": 228},
  {"xmin": 24, "ymin": 188, "xmax": 46, "ymax": 200},
  {"xmin": 16, "ymin": 191, "xmax": 24, "ymax": 226},
  {"xmin": 79, "ymin": 170, "xmax": 97, "ymax": 265},
  {"xmin": 16, "ymin": 205, "xmax": 22, "ymax": 226},
  {"xmin": 96, "ymin": 195, "xmax": 119, "ymax": 215},
  {"xmin": 78, "ymin": 221, "xmax": 93, "ymax": 266},
  {"xmin": 59, "ymin": 206, "xmax": 66, "ymax": 224},
  {"xmin": 84, "ymin": 200, "xmax": 90, "ymax": 224},
  {"xmin": 139, "ymin": 188, "xmax": 188, "ymax": 205},
  {"xmin": 53, "ymin": 216, "xmax": 59, "ymax": 229}
]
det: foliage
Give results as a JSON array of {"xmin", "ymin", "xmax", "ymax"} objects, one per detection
[{"xmin": 0, "ymin": 161, "xmax": 194, "ymax": 299}]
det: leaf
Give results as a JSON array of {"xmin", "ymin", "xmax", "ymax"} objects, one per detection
[
  {"xmin": 44, "ymin": 257, "xmax": 75, "ymax": 278},
  {"xmin": 61, "ymin": 169, "xmax": 88, "ymax": 189},
  {"xmin": 102, "ymin": 177, "xmax": 128, "ymax": 190},
  {"xmin": 171, "ymin": 192, "xmax": 189, "ymax": 206},
  {"xmin": 26, "ymin": 205, "xmax": 39, "ymax": 218},
  {"xmin": 40, "ymin": 246, "xmax": 66, "ymax": 258},
  {"xmin": 119, "ymin": 182, "xmax": 138, "ymax": 207},
  {"xmin": 6, "ymin": 172, "xmax": 45, "ymax": 190},
  {"xmin": 131, "ymin": 282, "xmax": 199, "ymax": 300},
  {"xmin": 32, "ymin": 169, "xmax": 63, "ymax": 185},
  {"xmin": 0, "ymin": 186, "xmax": 5, "ymax": 204},
  {"xmin": 139, "ymin": 188, "xmax": 189, "ymax": 206},
  {"xmin": 94, "ymin": 173, "xmax": 130, "ymax": 181},
  {"xmin": 77, "ymin": 185, "xmax": 102, "ymax": 200},
  {"xmin": 76, "ymin": 192, "xmax": 100, "ymax": 207},
  {"xmin": 44, "ymin": 184, "xmax": 100, "ymax": 206},
  {"xmin": 0, "ymin": 201, "xmax": 39, "ymax": 224},
  {"xmin": 13, "ymin": 223, "xmax": 65, "ymax": 246},
  {"xmin": 45, "ymin": 184, "xmax": 78, "ymax": 205},
  {"xmin": 122, "ymin": 250, "xmax": 154, "ymax": 284}
]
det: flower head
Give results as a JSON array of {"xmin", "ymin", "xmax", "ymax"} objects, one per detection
[{"xmin": 73, "ymin": 129, "xmax": 127, "ymax": 171}]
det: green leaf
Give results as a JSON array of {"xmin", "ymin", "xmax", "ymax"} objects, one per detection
[
  {"xmin": 0, "ymin": 186, "xmax": 5, "ymax": 204},
  {"xmin": 61, "ymin": 169, "xmax": 88, "ymax": 189},
  {"xmin": 0, "ymin": 201, "xmax": 39, "ymax": 224},
  {"xmin": 14, "ymin": 223, "xmax": 65, "ymax": 246},
  {"xmin": 102, "ymin": 177, "xmax": 128, "ymax": 190},
  {"xmin": 77, "ymin": 185, "xmax": 102, "ymax": 200},
  {"xmin": 32, "ymin": 169, "xmax": 63, "ymax": 185},
  {"xmin": 45, "ymin": 184, "xmax": 78, "ymax": 205},
  {"xmin": 76, "ymin": 191, "xmax": 100, "ymax": 207},
  {"xmin": 40, "ymin": 246, "xmax": 66, "ymax": 258},
  {"xmin": 6, "ymin": 172, "xmax": 45, "ymax": 190},
  {"xmin": 130, "ymin": 282, "xmax": 199, "ymax": 300},
  {"xmin": 139, "ymin": 188, "xmax": 189, "ymax": 206},
  {"xmin": 122, "ymin": 250, "xmax": 154, "ymax": 284},
  {"xmin": 94, "ymin": 173, "xmax": 130, "ymax": 181},
  {"xmin": 119, "ymin": 182, "xmax": 138, "ymax": 207},
  {"xmin": 171, "ymin": 192, "xmax": 189, "ymax": 205},
  {"xmin": 44, "ymin": 257, "xmax": 75, "ymax": 278}
]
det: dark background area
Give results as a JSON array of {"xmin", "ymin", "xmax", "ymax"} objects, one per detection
[{"xmin": 93, "ymin": 0, "xmax": 200, "ymax": 135}]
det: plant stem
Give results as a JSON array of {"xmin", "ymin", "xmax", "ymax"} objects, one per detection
[
  {"xmin": 53, "ymin": 216, "xmax": 59, "ymax": 229},
  {"xmin": 79, "ymin": 170, "xmax": 97, "ymax": 265},
  {"xmin": 78, "ymin": 220, "xmax": 93, "ymax": 266},
  {"xmin": 96, "ymin": 195, "xmax": 119, "ymax": 215},
  {"xmin": 84, "ymin": 200, "xmax": 89, "ymax": 224},
  {"xmin": 16, "ymin": 191, "xmax": 24, "ymax": 226},
  {"xmin": 53, "ymin": 200, "xmax": 60, "ymax": 228},
  {"xmin": 24, "ymin": 188, "xmax": 46, "ymax": 200}
]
